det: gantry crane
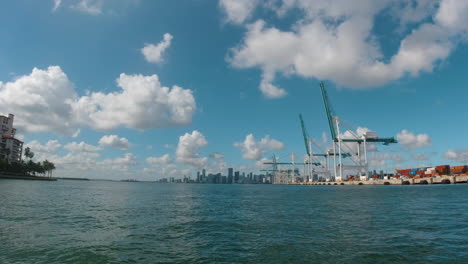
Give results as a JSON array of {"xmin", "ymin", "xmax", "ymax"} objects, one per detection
[
  {"xmin": 320, "ymin": 82, "xmax": 397, "ymax": 181},
  {"xmin": 299, "ymin": 114, "xmax": 351, "ymax": 181},
  {"xmin": 263, "ymin": 154, "xmax": 320, "ymax": 183}
]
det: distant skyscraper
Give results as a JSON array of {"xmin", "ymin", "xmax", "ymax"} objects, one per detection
[
  {"xmin": 228, "ymin": 168, "xmax": 233, "ymax": 183},
  {"xmin": 202, "ymin": 169, "xmax": 206, "ymax": 177}
]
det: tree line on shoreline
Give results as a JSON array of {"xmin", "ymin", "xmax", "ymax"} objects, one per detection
[{"xmin": 0, "ymin": 147, "xmax": 56, "ymax": 177}]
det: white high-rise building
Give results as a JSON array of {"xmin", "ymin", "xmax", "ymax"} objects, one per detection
[{"xmin": 0, "ymin": 114, "xmax": 23, "ymax": 163}]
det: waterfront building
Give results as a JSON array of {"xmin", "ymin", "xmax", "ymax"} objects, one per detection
[{"xmin": 0, "ymin": 114, "xmax": 23, "ymax": 163}]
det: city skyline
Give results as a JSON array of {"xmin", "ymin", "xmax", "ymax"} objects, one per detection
[{"xmin": 1, "ymin": 1, "xmax": 468, "ymax": 180}]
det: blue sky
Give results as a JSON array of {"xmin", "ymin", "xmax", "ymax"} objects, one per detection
[{"xmin": 0, "ymin": 0, "xmax": 467, "ymax": 179}]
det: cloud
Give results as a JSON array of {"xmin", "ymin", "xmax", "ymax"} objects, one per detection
[
  {"xmin": 444, "ymin": 149, "xmax": 468, "ymax": 163},
  {"xmin": 219, "ymin": 0, "xmax": 259, "ymax": 24},
  {"xmin": 340, "ymin": 127, "xmax": 378, "ymax": 152},
  {"xmin": 368, "ymin": 153, "xmax": 406, "ymax": 168},
  {"xmin": 413, "ymin": 153, "xmax": 429, "ymax": 161},
  {"xmin": 234, "ymin": 134, "xmax": 284, "ymax": 160},
  {"xmin": 98, "ymin": 135, "xmax": 130, "ymax": 150},
  {"xmin": 56, "ymin": 0, "xmax": 138, "ymax": 15},
  {"xmin": 141, "ymin": 33, "xmax": 173, "ymax": 64},
  {"xmin": 255, "ymin": 157, "xmax": 272, "ymax": 169},
  {"xmin": 226, "ymin": 0, "xmax": 468, "ymax": 97},
  {"xmin": 20, "ymin": 138, "xmax": 147, "ymax": 179},
  {"xmin": 146, "ymin": 154, "xmax": 172, "ymax": 165},
  {"xmin": 52, "ymin": 0, "xmax": 62, "ymax": 11},
  {"xmin": 25, "ymin": 140, "xmax": 62, "ymax": 154},
  {"xmin": 435, "ymin": 0, "xmax": 468, "ymax": 32},
  {"xmin": 64, "ymin": 141, "xmax": 101, "ymax": 152},
  {"xmin": 72, "ymin": 0, "xmax": 105, "ymax": 15},
  {"xmin": 101, "ymin": 153, "xmax": 137, "ymax": 171},
  {"xmin": 176, "ymin": 130, "xmax": 208, "ymax": 168},
  {"xmin": 209, "ymin": 152, "xmax": 224, "ymax": 159},
  {"xmin": 50, "ymin": 151, "xmax": 100, "ymax": 172},
  {"xmin": 143, "ymin": 163, "xmax": 187, "ymax": 178},
  {"xmin": 397, "ymin": 129, "xmax": 431, "ymax": 149},
  {"xmin": 0, "ymin": 66, "xmax": 78, "ymax": 135},
  {"xmin": 0, "ymin": 66, "xmax": 197, "ymax": 136},
  {"xmin": 259, "ymin": 71, "xmax": 287, "ymax": 98},
  {"xmin": 72, "ymin": 72, "xmax": 196, "ymax": 131}
]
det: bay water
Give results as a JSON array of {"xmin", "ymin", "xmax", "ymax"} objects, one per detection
[{"xmin": 1, "ymin": 180, "xmax": 467, "ymax": 263}]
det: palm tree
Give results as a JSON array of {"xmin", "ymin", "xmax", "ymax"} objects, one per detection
[
  {"xmin": 49, "ymin": 162, "xmax": 56, "ymax": 177},
  {"xmin": 42, "ymin": 160, "xmax": 56, "ymax": 178},
  {"xmin": 24, "ymin": 147, "xmax": 34, "ymax": 161}
]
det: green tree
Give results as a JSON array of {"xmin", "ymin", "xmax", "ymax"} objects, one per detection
[
  {"xmin": 42, "ymin": 160, "xmax": 56, "ymax": 177},
  {"xmin": 24, "ymin": 147, "xmax": 34, "ymax": 161}
]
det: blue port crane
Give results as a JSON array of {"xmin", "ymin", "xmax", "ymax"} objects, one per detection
[
  {"xmin": 319, "ymin": 81, "xmax": 398, "ymax": 180},
  {"xmin": 299, "ymin": 113, "xmax": 351, "ymax": 180}
]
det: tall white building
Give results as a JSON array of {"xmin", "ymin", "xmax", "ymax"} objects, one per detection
[{"xmin": 0, "ymin": 114, "xmax": 23, "ymax": 163}]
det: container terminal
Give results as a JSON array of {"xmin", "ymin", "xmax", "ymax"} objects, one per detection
[{"xmin": 264, "ymin": 82, "xmax": 468, "ymax": 185}]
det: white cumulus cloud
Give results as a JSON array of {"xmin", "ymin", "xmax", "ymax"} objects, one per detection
[
  {"xmin": 219, "ymin": 0, "xmax": 259, "ymax": 24},
  {"xmin": 25, "ymin": 140, "xmax": 62, "ymax": 154},
  {"xmin": 72, "ymin": 72, "xmax": 196, "ymax": 131},
  {"xmin": 146, "ymin": 154, "xmax": 172, "ymax": 165},
  {"xmin": 340, "ymin": 127, "xmax": 378, "ymax": 152},
  {"xmin": 0, "ymin": 66, "xmax": 78, "ymax": 135},
  {"xmin": 225, "ymin": 0, "xmax": 468, "ymax": 97},
  {"xmin": 444, "ymin": 149, "xmax": 468, "ymax": 163},
  {"xmin": 99, "ymin": 135, "xmax": 130, "ymax": 150},
  {"xmin": 0, "ymin": 66, "xmax": 197, "ymax": 136},
  {"xmin": 101, "ymin": 153, "xmax": 137, "ymax": 171},
  {"xmin": 234, "ymin": 134, "xmax": 284, "ymax": 160},
  {"xmin": 397, "ymin": 129, "xmax": 431, "ymax": 149},
  {"xmin": 176, "ymin": 130, "xmax": 208, "ymax": 168},
  {"xmin": 64, "ymin": 141, "xmax": 101, "ymax": 152},
  {"xmin": 141, "ymin": 33, "xmax": 173, "ymax": 64}
]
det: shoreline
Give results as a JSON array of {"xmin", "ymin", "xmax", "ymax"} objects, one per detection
[{"xmin": 0, "ymin": 173, "xmax": 57, "ymax": 181}]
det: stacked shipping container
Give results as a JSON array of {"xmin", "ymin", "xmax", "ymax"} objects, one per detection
[
  {"xmin": 396, "ymin": 165, "xmax": 467, "ymax": 178},
  {"xmin": 451, "ymin": 166, "xmax": 468, "ymax": 174}
]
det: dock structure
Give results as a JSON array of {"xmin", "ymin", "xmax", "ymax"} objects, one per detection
[{"xmin": 288, "ymin": 175, "xmax": 468, "ymax": 185}]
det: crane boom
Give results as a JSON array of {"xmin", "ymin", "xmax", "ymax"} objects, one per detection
[
  {"xmin": 320, "ymin": 82, "xmax": 338, "ymax": 142},
  {"xmin": 341, "ymin": 138, "xmax": 397, "ymax": 145},
  {"xmin": 299, "ymin": 114, "xmax": 311, "ymax": 156},
  {"xmin": 320, "ymin": 81, "xmax": 397, "ymax": 145},
  {"xmin": 263, "ymin": 162, "xmax": 321, "ymax": 166}
]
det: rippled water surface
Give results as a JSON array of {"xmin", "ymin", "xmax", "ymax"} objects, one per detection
[{"xmin": 1, "ymin": 180, "xmax": 467, "ymax": 263}]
